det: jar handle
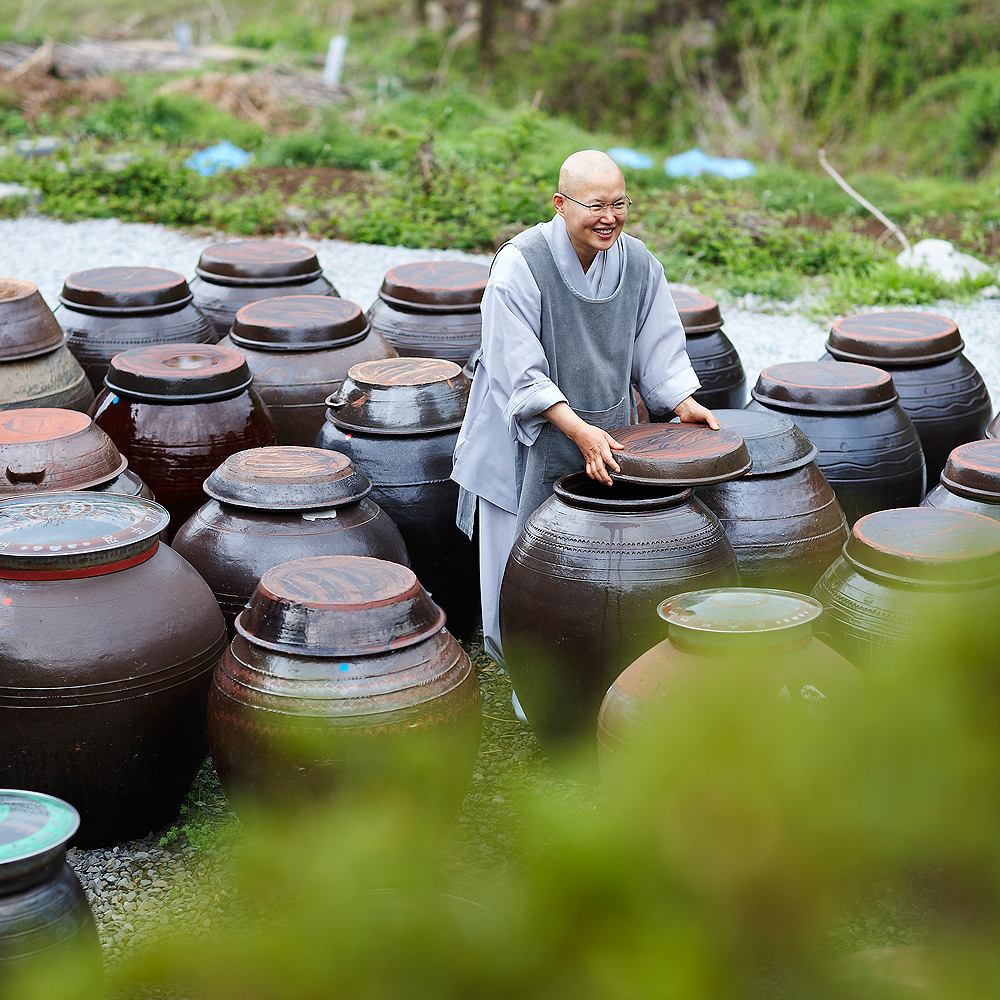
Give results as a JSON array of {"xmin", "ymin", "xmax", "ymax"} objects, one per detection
[{"xmin": 6, "ymin": 466, "xmax": 46, "ymax": 485}]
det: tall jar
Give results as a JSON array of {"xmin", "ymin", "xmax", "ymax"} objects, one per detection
[
  {"xmin": 55, "ymin": 267, "xmax": 217, "ymax": 393},
  {"xmin": 0, "ymin": 278, "xmax": 93, "ymax": 413},
  {"xmin": 208, "ymin": 555, "xmax": 482, "ymax": 816},
  {"xmin": 748, "ymin": 361, "xmax": 925, "ymax": 525},
  {"xmin": 173, "ymin": 446, "xmax": 409, "ymax": 634},
  {"xmin": 0, "ymin": 493, "xmax": 227, "ymax": 846},
  {"xmin": 823, "ymin": 310, "xmax": 992, "ymax": 483},
  {"xmin": 921, "ymin": 440, "xmax": 1000, "ymax": 523},
  {"xmin": 316, "ymin": 358, "xmax": 480, "ymax": 640},
  {"xmin": 366, "ymin": 261, "xmax": 488, "ymax": 367},
  {"xmin": 92, "ymin": 344, "xmax": 278, "ymax": 534},
  {"xmin": 219, "ymin": 295, "xmax": 397, "ymax": 447},
  {"xmin": 500, "ymin": 472, "xmax": 739, "ymax": 772}
]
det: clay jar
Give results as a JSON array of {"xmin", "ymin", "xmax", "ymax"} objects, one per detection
[
  {"xmin": 92, "ymin": 344, "xmax": 278, "ymax": 534},
  {"xmin": 208, "ymin": 555, "xmax": 482, "ymax": 815},
  {"xmin": 749, "ymin": 361, "xmax": 925, "ymax": 525},
  {"xmin": 56, "ymin": 267, "xmax": 217, "ymax": 393},
  {"xmin": 823, "ymin": 310, "xmax": 992, "ymax": 483},
  {"xmin": 0, "ymin": 278, "xmax": 93, "ymax": 413},
  {"xmin": 190, "ymin": 239, "xmax": 340, "ymax": 337},
  {"xmin": 316, "ymin": 358, "xmax": 480, "ymax": 640},
  {"xmin": 987, "ymin": 414, "xmax": 998, "ymax": 440},
  {"xmin": 0, "ymin": 790, "xmax": 101, "ymax": 979},
  {"xmin": 219, "ymin": 295, "xmax": 397, "ymax": 447},
  {"xmin": 173, "ymin": 446, "xmax": 410, "ymax": 634},
  {"xmin": 366, "ymin": 261, "xmax": 489, "ymax": 366},
  {"xmin": 598, "ymin": 589, "xmax": 860, "ymax": 778},
  {"xmin": 695, "ymin": 409, "xmax": 849, "ymax": 591},
  {"xmin": 0, "ymin": 493, "xmax": 227, "ymax": 846},
  {"xmin": 921, "ymin": 440, "xmax": 1000, "ymax": 524},
  {"xmin": 811, "ymin": 507, "xmax": 1000, "ymax": 671},
  {"xmin": 499, "ymin": 472, "xmax": 739, "ymax": 771}
]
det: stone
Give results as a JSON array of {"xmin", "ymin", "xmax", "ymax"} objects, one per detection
[{"xmin": 896, "ymin": 238, "xmax": 995, "ymax": 283}]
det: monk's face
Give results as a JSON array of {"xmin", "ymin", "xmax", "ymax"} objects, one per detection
[{"xmin": 553, "ymin": 172, "xmax": 628, "ymax": 261}]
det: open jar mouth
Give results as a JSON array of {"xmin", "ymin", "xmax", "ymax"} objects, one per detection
[{"xmin": 553, "ymin": 472, "xmax": 692, "ymax": 512}]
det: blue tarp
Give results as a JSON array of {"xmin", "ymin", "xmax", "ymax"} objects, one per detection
[
  {"xmin": 664, "ymin": 148, "xmax": 756, "ymax": 179},
  {"xmin": 607, "ymin": 147, "xmax": 654, "ymax": 170},
  {"xmin": 184, "ymin": 140, "xmax": 252, "ymax": 177}
]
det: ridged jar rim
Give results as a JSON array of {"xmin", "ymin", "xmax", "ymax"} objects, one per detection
[{"xmin": 553, "ymin": 472, "xmax": 693, "ymax": 511}]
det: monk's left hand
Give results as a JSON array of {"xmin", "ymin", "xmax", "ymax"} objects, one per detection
[{"xmin": 673, "ymin": 396, "xmax": 720, "ymax": 429}]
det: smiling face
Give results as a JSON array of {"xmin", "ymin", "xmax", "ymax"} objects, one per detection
[{"xmin": 553, "ymin": 152, "xmax": 628, "ymax": 271}]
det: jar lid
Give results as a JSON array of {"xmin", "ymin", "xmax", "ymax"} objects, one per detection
[
  {"xmin": 195, "ymin": 240, "xmax": 323, "ymax": 286},
  {"xmin": 0, "ymin": 492, "xmax": 168, "ymax": 577},
  {"xmin": 939, "ymin": 440, "xmax": 1000, "ymax": 502},
  {"xmin": 204, "ymin": 447, "xmax": 372, "ymax": 509},
  {"xmin": 711, "ymin": 408, "xmax": 818, "ymax": 476},
  {"xmin": 844, "ymin": 507, "xmax": 1000, "ymax": 585},
  {"xmin": 0, "ymin": 789, "xmax": 79, "ymax": 865},
  {"xmin": 60, "ymin": 267, "xmax": 193, "ymax": 314},
  {"xmin": 230, "ymin": 295, "xmax": 369, "ymax": 352},
  {"xmin": 236, "ymin": 554, "xmax": 446, "ymax": 656},
  {"xmin": 607, "ymin": 423, "xmax": 751, "ymax": 485},
  {"xmin": 669, "ymin": 289, "xmax": 723, "ymax": 334},
  {"xmin": 0, "ymin": 408, "xmax": 127, "ymax": 494},
  {"xmin": 328, "ymin": 358, "xmax": 469, "ymax": 435},
  {"xmin": 0, "ymin": 278, "xmax": 68, "ymax": 361},
  {"xmin": 659, "ymin": 588, "xmax": 821, "ymax": 634},
  {"xmin": 378, "ymin": 261, "xmax": 489, "ymax": 313},
  {"xmin": 752, "ymin": 361, "xmax": 898, "ymax": 413},
  {"xmin": 105, "ymin": 344, "xmax": 252, "ymax": 403},
  {"xmin": 827, "ymin": 311, "xmax": 963, "ymax": 364}
]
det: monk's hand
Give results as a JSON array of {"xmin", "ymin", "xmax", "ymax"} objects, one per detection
[
  {"xmin": 570, "ymin": 422, "xmax": 624, "ymax": 485},
  {"xmin": 673, "ymin": 396, "xmax": 720, "ymax": 429}
]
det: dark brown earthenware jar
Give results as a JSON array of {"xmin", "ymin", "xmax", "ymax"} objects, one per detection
[
  {"xmin": 695, "ymin": 409, "xmax": 849, "ymax": 591},
  {"xmin": 987, "ymin": 413, "xmax": 998, "ymax": 440},
  {"xmin": 219, "ymin": 295, "xmax": 397, "ymax": 447},
  {"xmin": 208, "ymin": 555, "xmax": 481, "ymax": 814},
  {"xmin": 92, "ymin": 344, "xmax": 278, "ymax": 534},
  {"xmin": 920, "ymin": 440, "xmax": 1000, "ymax": 524},
  {"xmin": 811, "ymin": 507, "xmax": 1000, "ymax": 671},
  {"xmin": 0, "ymin": 493, "xmax": 227, "ymax": 846},
  {"xmin": 56, "ymin": 267, "xmax": 217, "ymax": 392},
  {"xmin": 316, "ymin": 358, "xmax": 480, "ymax": 640},
  {"xmin": 749, "ymin": 361, "xmax": 925, "ymax": 525},
  {"xmin": 366, "ymin": 261, "xmax": 488, "ymax": 366},
  {"xmin": 190, "ymin": 240, "xmax": 339, "ymax": 337},
  {"xmin": 0, "ymin": 279, "xmax": 93, "ymax": 413},
  {"xmin": 499, "ymin": 472, "xmax": 739, "ymax": 773},
  {"xmin": 823, "ymin": 311, "xmax": 992, "ymax": 483},
  {"xmin": 173, "ymin": 446, "xmax": 409, "ymax": 635},
  {"xmin": 598, "ymin": 589, "xmax": 860, "ymax": 779},
  {"xmin": 0, "ymin": 790, "xmax": 101, "ymax": 979}
]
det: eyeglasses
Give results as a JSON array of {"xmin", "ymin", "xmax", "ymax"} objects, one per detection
[{"xmin": 557, "ymin": 193, "xmax": 632, "ymax": 216}]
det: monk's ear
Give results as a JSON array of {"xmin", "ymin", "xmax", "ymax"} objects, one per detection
[{"xmin": 552, "ymin": 193, "xmax": 564, "ymax": 215}]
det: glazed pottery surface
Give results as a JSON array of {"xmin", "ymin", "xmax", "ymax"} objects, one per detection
[
  {"xmin": 0, "ymin": 493, "xmax": 227, "ymax": 846},
  {"xmin": 987, "ymin": 413, "xmax": 998, "ymax": 439},
  {"xmin": 499, "ymin": 472, "xmax": 739, "ymax": 773},
  {"xmin": 608, "ymin": 422, "xmax": 752, "ymax": 484},
  {"xmin": 0, "ymin": 278, "xmax": 67, "ymax": 361},
  {"xmin": 56, "ymin": 267, "xmax": 217, "ymax": 392},
  {"xmin": 921, "ymin": 439, "xmax": 1000, "ymax": 523}
]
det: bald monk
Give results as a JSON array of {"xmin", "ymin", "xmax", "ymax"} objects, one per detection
[{"xmin": 452, "ymin": 149, "xmax": 718, "ymax": 665}]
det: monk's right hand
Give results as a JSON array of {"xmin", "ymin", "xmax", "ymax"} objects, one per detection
[{"xmin": 569, "ymin": 423, "xmax": 624, "ymax": 486}]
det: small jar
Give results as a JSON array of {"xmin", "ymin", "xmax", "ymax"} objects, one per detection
[{"xmin": 920, "ymin": 440, "xmax": 1000, "ymax": 524}]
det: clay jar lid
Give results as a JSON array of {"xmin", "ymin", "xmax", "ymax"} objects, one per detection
[
  {"xmin": 711, "ymin": 408, "xmax": 818, "ymax": 476},
  {"xmin": 0, "ymin": 278, "xmax": 67, "ymax": 361},
  {"xmin": 607, "ymin": 423, "xmax": 752, "ymax": 485},
  {"xmin": 230, "ymin": 295, "xmax": 369, "ymax": 352},
  {"xmin": 60, "ymin": 267, "xmax": 193, "ymax": 315},
  {"xmin": 0, "ymin": 408, "xmax": 127, "ymax": 494},
  {"xmin": 0, "ymin": 789, "xmax": 80, "ymax": 888},
  {"xmin": 670, "ymin": 290, "xmax": 723, "ymax": 334},
  {"xmin": 237, "ymin": 554, "xmax": 446, "ymax": 656},
  {"xmin": 105, "ymin": 344, "xmax": 252, "ymax": 403},
  {"xmin": 844, "ymin": 507, "xmax": 1000, "ymax": 586},
  {"xmin": 827, "ymin": 311, "xmax": 964, "ymax": 365},
  {"xmin": 0, "ymin": 492, "xmax": 169, "ymax": 576},
  {"xmin": 204, "ymin": 446, "xmax": 372, "ymax": 510},
  {"xmin": 939, "ymin": 440, "xmax": 1000, "ymax": 502},
  {"xmin": 196, "ymin": 240, "xmax": 324, "ymax": 287},
  {"xmin": 378, "ymin": 261, "xmax": 489, "ymax": 314},
  {"xmin": 329, "ymin": 358, "xmax": 470, "ymax": 435},
  {"xmin": 752, "ymin": 361, "xmax": 898, "ymax": 413}
]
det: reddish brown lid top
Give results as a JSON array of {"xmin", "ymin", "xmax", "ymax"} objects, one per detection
[
  {"xmin": 939, "ymin": 440, "xmax": 1000, "ymax": 502},
  {"xmin": 196, "ymin": 240, "xmax": 322, "ymax": 285},
  {"xmin": 105, "ymin": 344, "xmax": 252, "ymax": 403},
  {"xmin": 607, "ymin": 423, "xmax": 751, "ymax": 485},
  {"xmin": 844, "ymin": 507, "xmax": 1000, "ymax": 585},
  {"xmin": 379, "ymin": 261, "xmax": 489, "ymax": 313},
  {"xmin": 0, "ymin": 278, "xmax": 67, "ymax": 361},
  {"xmin": 827, "ymin": 311, "xmax": 963, "ymax": 365},
  {"xmin": 237, "ymin": 554, "xmax": 446, "ymax": 656},
  {"xmin": 752, "ymin": 361, "xmax": 898, "ymax": 413},
  {"xmin": 231, "ymin": 295, "xmax": 369, "ymax": 351},
  {"xmin": 60, "ymin": 267, "xmax": 192, "ymax": 313},
  {"xmin": 669, "ymin": 289, "xmax": 723, "ymax": 334}
]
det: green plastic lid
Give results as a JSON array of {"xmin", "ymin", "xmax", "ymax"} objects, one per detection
[{"xmin": 0, "ymin": 789, "xmax": 79, "ymax": 864}]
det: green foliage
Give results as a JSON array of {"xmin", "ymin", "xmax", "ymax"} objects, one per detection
[{"xmin": 256, "ymin": 114, "xmax": 405, "ymax": 171}]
